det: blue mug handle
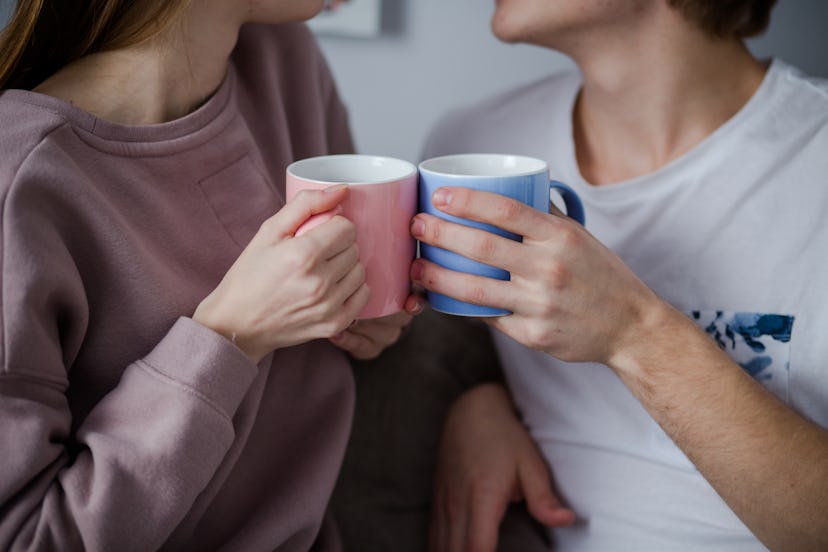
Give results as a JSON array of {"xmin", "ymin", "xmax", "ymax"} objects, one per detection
[{"xmin": 550, "ymin": 180, "xmax": 585, "ymax": 225}]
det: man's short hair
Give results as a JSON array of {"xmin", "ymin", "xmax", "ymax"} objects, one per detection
[{"xmin": 668, "ymin": 0, "xmax": 778, "ymax": 39}]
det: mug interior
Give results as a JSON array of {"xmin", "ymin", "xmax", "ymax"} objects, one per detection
[
  {"xmin": 288, "ymin": 154, "xmax": 416, "ymax": 184},
  {"xmin": 419, "ymin": 154, "xmax": 546, "ymax": 177}
]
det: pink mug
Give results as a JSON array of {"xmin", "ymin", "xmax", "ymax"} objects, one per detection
[{"xmin": 286, "ymin": 154, "xmax": 418, "ymax": 319}]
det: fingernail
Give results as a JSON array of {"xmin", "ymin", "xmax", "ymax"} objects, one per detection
[
  {"xmin": 432, "ymin": 188, "xmax": 451, "ymax": 207},
  {"xmin": 324, "ymin": 184, "xmax": 349, "ymax": 193},
  {"xmin": 331, "ymin": 332, "xmax": 345, "ymax": 341},
  {"xmin": 410, "ymin": 260, "xmax": 424, "ymax": 281},
  {"xmin": 407, "ymin": 298, "xmax": 424, "ymax": 314},
  {"xmin": 410, "ymin": 218, "xmax": 425, "ymax": 238}
]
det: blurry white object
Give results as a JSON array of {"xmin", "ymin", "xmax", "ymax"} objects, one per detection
[{"xmin": 309, "ymin": 0, "xmax": 383, "ymax": 38}]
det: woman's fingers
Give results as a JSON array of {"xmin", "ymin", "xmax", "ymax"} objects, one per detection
[
  {"xmin": 300, "ymin": 215, "xmax": 358, "ymax": 260},
  {"xmin": 264, "ymin": 186, "xmax": 349, "ymax": 238},
  {"xmin": 333, "ymin": 262, "xmax": 367, "ymax": 307},
  {"xmin": 341, "ymin": 282, "xmax": 371, "ymax": 319},
  {"xmin": 329, "ymin": 310, "xmax": 414, "ymax": 359},
  {"xmin": 328, "ymin": 243, "xmax": 360, "ymax": 283}
]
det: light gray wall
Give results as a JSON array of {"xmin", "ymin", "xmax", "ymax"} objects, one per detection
[
  {"xmin": 318, "ymin": 0, "xmax": 828, "ymax": 163},
  {"xmin": 2, "ymin": 0, "xmax": 825, "ymax": 164},
  {"xmin": 0, "ymin": 0, "xmax": 12, "ymax": 27},
  {"xmin": 318, "ymin": 1, "xmax": 570, "ymax": 162}
]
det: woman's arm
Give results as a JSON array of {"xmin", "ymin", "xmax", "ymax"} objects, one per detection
[
  {"xmin": 0, "ymin": 319, "xmax": 259, "ymax": 550},
  {"xmin": 0, "ymin": 186, "xmax": 365, "ymax": 549}
]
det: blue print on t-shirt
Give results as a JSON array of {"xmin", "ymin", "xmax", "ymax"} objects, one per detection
[
  {"xmin": 652, "ymin": 310, "xmax": 795, "ymax": 468},
  {"xmin": 690, "ymin": 311, "xmax": 794, "ymax": 395}
]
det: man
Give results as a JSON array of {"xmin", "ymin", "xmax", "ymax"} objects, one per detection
[{"xmin": 411, "ymin": 0, "xmax": 828, "ymax": 550}]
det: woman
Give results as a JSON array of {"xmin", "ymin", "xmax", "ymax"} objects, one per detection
[
  {"xmin": 413, "ymin": 0, "xmax": 828, "ymax": 550},
  {"xmin": 0, "ymin": 0, "xmax": 419, "ymax": 550}
]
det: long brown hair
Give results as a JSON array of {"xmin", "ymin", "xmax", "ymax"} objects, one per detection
[{"xmin": 0, "ymin": 0, "xmax": 190, "ymax": 90}]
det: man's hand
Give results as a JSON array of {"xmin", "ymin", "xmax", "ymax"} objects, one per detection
[
  {"xmin": 410, "ymin": 186, "xmax": 662, "ymax": 366},
  {"xmin": 430, "ymin": 383, "xmax": 575, "ymax": 552}
]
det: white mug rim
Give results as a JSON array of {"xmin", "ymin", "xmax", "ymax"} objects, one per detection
[
  {"xmin": 288, "ymin": 154, "xmax": 417, "ymax": 185},
  {"xmin": 419, "ymin": 153, "xmax": 548, "ymax": 179}
]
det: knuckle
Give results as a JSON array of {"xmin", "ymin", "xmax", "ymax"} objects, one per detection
[
  {"xmin": 451, "ymin": 187, "xmax": 472, "ymax": 210},
  {"xmin": 527, "ymin": 279, "xmax": 559, "ymax": 317},
  {"xmin": 295, "ymin": 189, "xmax": 317, "ymax": 202},
  {"xmin": 290, "ymin": 245, "xmax": 320, "ymax": 274},
  {"xmin": 468, "ymin": 285, "xmax": 488, "ymax": 306},
  {"xmin": 354, "ymin": 263, "xmax": 366, "ymax": 285},
  {"xmin": 559, "ymin": 224, "xmax": 581, "ymax": 248},
  {"xmin": 322, "ymin": 318, "xmax": 347, "ymax": 338},
  {"xmin": 338, "ymin": 217, "xmax": 358, "ymax": 241},
  {"xmin": 306, "ymin": 275, "xmax": 329, "ymax": 303},
  {"xmin": 258, "ymin": 216, "xmax": 279, "ymax": 236},
  {"xmin": 258, "ymin": 215, "xmax": 289, "ymax": 242},
  {"xmin": 540, "ymin": 258, "xmax": 570, "ymax": 290},
  {"xmin": 525, "ymin": 324, "xmax": 557, "ymax": 350},
  {"xmin": 537, "ymin": 296, "xmax": 558, "ymax": 318},
  {"xmin": 470, "ymin": 233, "xmax": 497, "ymax": 261},
  {"xmin": 333, "ymin": 309, "xmax": 357, "ymax": 331},
  {"xmin": 422, "ymin": 217, "xmax": 441, "ymax": 244},
  {"xmin": 494, "ymin": 197, "xmax": 524, "ymax": 223}
]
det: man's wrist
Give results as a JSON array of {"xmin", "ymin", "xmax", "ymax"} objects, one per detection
[{"xmin": 606, "ymin": 300, "xmax": 704, "ymax": 387}]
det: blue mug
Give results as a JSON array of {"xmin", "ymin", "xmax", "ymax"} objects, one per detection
[{"xmin": 418, "ymin": 153, "xmax": 585, "ymax": 317}]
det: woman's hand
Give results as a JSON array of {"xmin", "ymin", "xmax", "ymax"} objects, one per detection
[
  {"xmin": 410, "ymin": 187, "xmax": 663, "ymax": 365},
  {"xmin": 194, "ymin": 186, "xmax": 370, "ymax": 363},
  {"xmin": 329, "ymin": 295, "xmax": 424, "ymax": 360},
  {"xmin": 430, "ymin": 383, "xmax": 575, "ymax": 552}
]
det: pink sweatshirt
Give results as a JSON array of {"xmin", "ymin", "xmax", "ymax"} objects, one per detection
[{"xmin": 0, "ymin": 23, "xmax": 355, "ymax": 551}]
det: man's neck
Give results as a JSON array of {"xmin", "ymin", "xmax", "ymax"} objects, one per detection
[
  {"xmin": 33, "ymin": 2, "xmax": 243, "ymax": 126},
  {"xmin": 568, "ymin": 10, "xmax": 767, "ymax": 186}
]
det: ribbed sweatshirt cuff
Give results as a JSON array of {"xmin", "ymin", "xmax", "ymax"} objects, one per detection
[{"xmin": 141, "ymin": 316, "xmax": 259, "ymax": 418}]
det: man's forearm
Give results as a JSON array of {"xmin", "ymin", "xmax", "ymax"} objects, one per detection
[{"xmin": 610, "ymin": 303, "xmax": 828, "ymax": 551}]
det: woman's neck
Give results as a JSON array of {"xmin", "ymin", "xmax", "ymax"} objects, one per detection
[
  {"xmin": 33, "ymin": 2, "xmax": 243, "ymax": 125},
  {"xmin": 569, "ymin": 10, "xmax": 767, "ymax": 185}
]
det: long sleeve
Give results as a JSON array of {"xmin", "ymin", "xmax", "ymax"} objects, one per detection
[
  {"xmin": 0, "ymin": 21, "xmax": 357, "ymax": 551},
  {"xmin": 0, "ymin": 190, "xmax": 259, "ymax": 550}
]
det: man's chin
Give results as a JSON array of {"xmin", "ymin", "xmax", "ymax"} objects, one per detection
[{"xmin": 490, "ymin": 18, "xmax": 523, "ymax": 44}]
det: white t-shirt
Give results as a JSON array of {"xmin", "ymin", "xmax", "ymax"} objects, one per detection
[{"xmin": 422, "ymin": 59, "xmax": 828, "ymax": 551}]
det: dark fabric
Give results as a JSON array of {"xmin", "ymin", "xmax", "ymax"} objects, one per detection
[{"xmin": 332, "ymin": 307, "xmax": 549, "ymax": 551}]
